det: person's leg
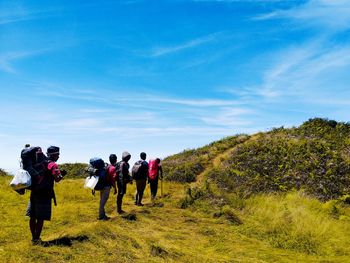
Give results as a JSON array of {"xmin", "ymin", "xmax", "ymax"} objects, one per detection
[
  {"xmin": 138, "ymin": 180, "xmax": 147, "ymax": 205},
  {"xmin": 150, "ymin": 180, "xmax": 157, "ymax": 200},
  {"xmin": 35, "ymin": 220, "xmax": 44, "ymax": 240},
  {"xmin": 135, "ymin": 180, "xmax": 140, "ymax": 205},
  {"xmin": 153, "ymin": 179, "xmax": 159, "ymax": 198},
  {"xmin": 29, "ymin": 217, "xmax": 36, "ymax": 240},
  {"xmin": 99, "ymin": 187, "xmax": 110, "ymax": 219},
  {"xmin": 117, "ymin": 194, "xmax": 124, "ymax": 213}
]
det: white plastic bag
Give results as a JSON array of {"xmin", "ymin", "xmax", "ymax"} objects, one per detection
[
  {"xmin": 84, "ymin": 176, "xmax": 99, "ymax": 189},
  {"xmin": 10, "ymin": 169, "xmax": 31, "ymax": 190}
]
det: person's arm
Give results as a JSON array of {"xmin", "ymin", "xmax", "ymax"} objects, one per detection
[
  {"xmin": 48, "ymin": 162, "xmax": 64, "ymax": 182},
  {"xmin": 110, "ymin": 166, "xmax": 117, "ymax": 194},
  {"xmin": 107, "ymin": 165, "xmax": 117, "ymax": 194}
]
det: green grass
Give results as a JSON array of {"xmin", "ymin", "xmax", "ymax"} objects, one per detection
[
  {"xmin": 2, "ymin": 174, "xmax": 350, "ymax": 262},
  {"xmin": 2, "ymin": 118, "xmax": 350, "ymax": 262}
]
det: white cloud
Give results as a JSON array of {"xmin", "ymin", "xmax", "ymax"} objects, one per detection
[
  {"xmin": 0, "ymin": 5, "xmax": 60, "ymax": 25},
  {"xmin": 150, "ymin": 32, "xmax": 221, "ymax": 57},
  {"xmin": 257, "ymin": 42, "xmax": 350, "ymax": 103},
  {"xmin": 200, "ymin": 107, "xmax": 252, "ymax": 126},
  {"xmin": 255, "ymin": 0, "xmax": 350, "ymax": 31},
  {"xmin": 0, "ymin": 49, "xmax": 54, "ymax": 73}
]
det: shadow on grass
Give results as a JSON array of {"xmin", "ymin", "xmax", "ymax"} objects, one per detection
[{"xmin": 42, "ymin": 235, "xmax": 89, "ymax": 247}]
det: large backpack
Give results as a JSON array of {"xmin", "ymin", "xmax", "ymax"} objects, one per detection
[
  {"xmin": 106, "ymin": 163, "xmax": 119, "ymax": 184},
  {"xmin": 148, "ymin": 159, "xmax": 159, "ymax": 181},
  {"xmin": 88, "ymin": 157, "xmax": 108, "ymax": 190},
  {"xmin": 132, "ymin": 160, "xmax": 143, "ymax": 180},
  {"xmin": 20, "ymin": 147, "xmax": 52, "ymax": 192}
]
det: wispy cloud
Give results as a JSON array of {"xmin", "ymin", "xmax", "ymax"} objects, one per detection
[
  {"xmin": 147, "ymin": 96, "xmax": 241, "ymax": 107},
  {"xmin": 256, "ymin": 42, "xmax": 350, "ymax": 102},
  {"xmin": 0, "ymin": 48, "xmax": 54, "ymax": 73},
  {"xmin": 150, "ymin": 32, "xmax": 221, "ymax": 57},
  {"xmin": 200, "ymin": 107, "xmax": 253, "ymax": 126},
  {"xmin": 193, "ymin": 0, "xmax": 287, "ymax": 2},
  {"xmin": 0, "ymin": 5, "xmax": 60, "ymax": 25},
  {"xmin": 34, "ymin": 84, "xmax": 243, "ymax": 108},
  {"xmin": 254, "ymin": 0, "xmax": 350, "ymax": 31}
]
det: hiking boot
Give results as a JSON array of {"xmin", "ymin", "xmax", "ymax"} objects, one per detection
[
  {"xmin": 31, "ymin": 238, "xmax": 43, "ymax": 245},
  {"xmin": 137, "ymin": 203, "xmax": 144, "ymax": 206},
  {"xmin": 117, "ymin": 210, "xmax": 126, "ymax": 214},
  {"xmin": 98, "ymin": 216, "xmax": 110, "ymax": 221}
]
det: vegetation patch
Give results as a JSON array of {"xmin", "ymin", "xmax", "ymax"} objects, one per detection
[
  {"xmin": 162, "ymin": 135, "xmax": 249, "ymax": 182},
  {"xmin": 209, "ymin": 118, "xmax": 350, "ymax": 201},
  {"xmin": 150, "ymin": 244, "xmax": 168, "ymax": 257}
]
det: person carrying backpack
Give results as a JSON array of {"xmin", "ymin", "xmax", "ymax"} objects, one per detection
[
  {"xmin": 25, "ymin": 146, "xmax": 66, "ymax": 245},
  {"xmin": 88, "ymin": 157, "xmax": 112, "ymax": 221},
  {"xmin": 116, "ymin": 151, "xmax": 132, "ymax": 214},
  {"xmin": 106, "ymin": 154, "xmax": 118, "ymax": 196},
  {"xmin": 132, "ymin": 152, "xmax": 148, "ymax": 206},
  {"xmin": 148, "ymin": 158, "xmax": 163, "ymax": 201}
]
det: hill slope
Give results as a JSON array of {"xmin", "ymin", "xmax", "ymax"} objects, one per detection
[
  {"xmin": 1, "ymin": 173, "xmax": 350, "ymax": 262},
  {"xmin": 163, "ymin": 118, "xmax": 350, "ymax": 201},
  {"xmin": 2, "ymin": 118, "xmax": 350, "ymax": 262}
]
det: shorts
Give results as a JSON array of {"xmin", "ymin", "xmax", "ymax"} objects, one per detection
[
  {"xmin": 26, "ymin": 194, "xmax": 52, "ymax": 221},
  {"xmin": 117, "ymin": 180, "xmax": 127, "ymax": 196}
]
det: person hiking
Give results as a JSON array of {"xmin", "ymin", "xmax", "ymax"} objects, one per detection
[
  {"xmin": 132, "ymin": 152, "xmax": 148, "ymax": 206},
  {"xmin": 26, "ymin": 146, "xmax": 66, "ymax": 245},
  {"xmin": 88, "ymin": 157, "xmax": 112, "ymax": 221},
  {"xmin": 106, "ymin": 154, "xmax": 118, "ymax": 196},
  {"xmin": 116, "ymin": 151, "xmax": 132, "ymax": 214},
  {"xmin": 148, "ymin": 158, "xmax": 163, "ymax": 201}
]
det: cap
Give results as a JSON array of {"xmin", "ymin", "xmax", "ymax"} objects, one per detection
[{"xmin": 47, "ymin": 146, "xmax": 60, "ymax": 155}]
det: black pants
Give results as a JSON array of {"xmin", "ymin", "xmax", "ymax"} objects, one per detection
[
  {"xmin": 116, "ymin": 180, "xmax": 127, "ymax": 213},
  {"xmin": 135, "ymin": 179, "xmax": 147, "ymax": 205},
  {"xmin": 149, "ymin": 179, "xmax": 158, "ymax": 200}
]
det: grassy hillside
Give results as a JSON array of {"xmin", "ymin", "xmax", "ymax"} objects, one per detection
[
  {"xmin": 162, "ymin": 134, "xmax": 249, "ymax": 182},
  {"xmin": 163, "ymin": 118, "xmax": 350, "ymax": 201},
  {"xmin": 2, "ymin": 118, "xmax": 350, "ymax": 262},
  {"xmin": 1, "ymin": 170, "xmax": 350, "ymax": 262}
]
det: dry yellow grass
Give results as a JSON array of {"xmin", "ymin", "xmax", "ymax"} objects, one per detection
[{"xmin": 1, "ymin": 175, "xmax": 350, "ymax": 262}]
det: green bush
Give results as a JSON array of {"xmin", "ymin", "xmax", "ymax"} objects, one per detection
[
  {"xmin": 209, "ymin": 118, "xmax": 350, "ymax": 201},
  {"xmin": 59, "ymin": 163, "xmax": 89, "ymax": 179},
  {"xmin": 162, "ymin": 135, "xmax": 249, "ymax": 183}
]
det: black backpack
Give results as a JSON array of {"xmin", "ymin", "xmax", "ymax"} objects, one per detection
[
  {"xmin": 132, "ymin": 160, "xmax": 143, "ymax": 180},
  {"xmin": 20, "ymin": 146, "xmax": 52, "ymax": 192}
]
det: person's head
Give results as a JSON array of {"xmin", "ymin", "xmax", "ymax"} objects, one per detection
[
  {"xmin": 140, "ymin": 152, "xmax": 146, "ymax": 160},
  {"xmin": 47, "ymin": 146, "xmax": 60, "ymax": 161},
  {"xmin": 122, "ymin": 151, "xmax": 131, "ymax": 162},
  {"xmin": 156, "ymin": 158, "xmax": 161, "ymax": 164},
  {"xmin": 109, "ymin": 154, "xmax": 117, "ymax": 165}
]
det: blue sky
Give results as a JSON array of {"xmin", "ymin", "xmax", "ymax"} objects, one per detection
[{"xmin": 1, "ymin": 0, "xmax": 350, "ymax": 172}]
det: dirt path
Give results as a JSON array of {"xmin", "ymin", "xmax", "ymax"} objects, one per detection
[
  {"xmin": 192, "ymin": 148, "xmax": 233, "ymax": 188},
  {"xmin": 192, "ymin": 135, "xmax": 251, "ymax": 188}
]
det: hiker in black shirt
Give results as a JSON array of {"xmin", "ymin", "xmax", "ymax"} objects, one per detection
[
  {"xmin": 133, "ymin": 152, "xmax": 149, "ymax": 206},
  {"xmin": 26, "ymin": 146, "xmax": 65, "ymax": 245},
  {"xmin": 116, "ymin": 151, "xmax": 132, "ymax": 214}
]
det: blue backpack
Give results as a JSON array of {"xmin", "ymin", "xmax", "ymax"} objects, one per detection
[{"xmin": 88, "ymin": 157, "xmax": 107, "ymax": 190}]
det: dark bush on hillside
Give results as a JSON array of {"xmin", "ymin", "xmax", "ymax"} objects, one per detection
[
  {"xmin": 59, "ymin": 163, "xmax": 89, "ymax": 178},
  {"xmin": 209, "ymin": 118, "xmax": 350, "ymax": 201},
  {"xmin": 162, "ymin": 135, "xmax": 249, "ymax": 183},
  {"xmin": 0, "ymin": 168, "xmax": 9, "ymax": 177}
]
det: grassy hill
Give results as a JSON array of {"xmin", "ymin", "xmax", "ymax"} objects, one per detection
[
  {"xmin": 163, "ymin": 118, "xmax": 350, "ymax": 201},
  {"xmin": 1, "ymin": 118, "xmax": 350, "ymax": 262}
]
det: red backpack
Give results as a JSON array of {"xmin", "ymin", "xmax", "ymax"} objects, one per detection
[
  {"xmin": 106, "ymin": 164, "xmax": 118, "ymax": 184},
  {"xmin": 148, "ymin": 159, "xmax": 159, "ymax": 180}
]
